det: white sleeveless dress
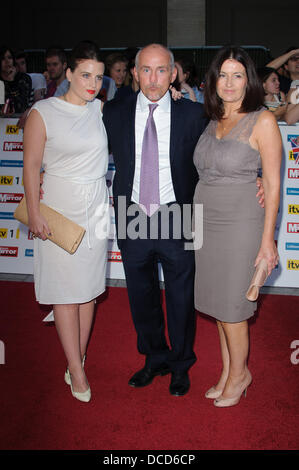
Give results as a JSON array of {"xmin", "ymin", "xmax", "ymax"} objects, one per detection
[{"xmin": 30, "ymin": 97, "xmax": 109, "ymax": 304}]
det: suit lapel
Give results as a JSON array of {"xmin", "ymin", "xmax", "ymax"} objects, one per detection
[
  {"xmin": 123, "ymin": 93, "xmax": 138, "ymax": 164},
  {"xmin": 170, "ymin": 98, "xmax": 181, "ymax": 167}
]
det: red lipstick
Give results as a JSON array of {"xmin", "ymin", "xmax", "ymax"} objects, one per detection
[{"xmin": 87, "ymin": 90, "xmax": 95, "ymax": 94}]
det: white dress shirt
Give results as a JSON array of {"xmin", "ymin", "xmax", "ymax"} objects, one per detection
[{"xmin": 132, "ymin": 90, "xmax": 176, "ymax": 205}]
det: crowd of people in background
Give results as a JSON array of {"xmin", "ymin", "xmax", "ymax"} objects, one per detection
[{"xmin": 0, "ymin": 43, "xmax": 299, "ymax": 125}]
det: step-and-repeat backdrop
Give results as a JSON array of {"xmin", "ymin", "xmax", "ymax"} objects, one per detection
[{"xmin": 0, "ymin": 117, "xmax": 298, "ymax": 287}]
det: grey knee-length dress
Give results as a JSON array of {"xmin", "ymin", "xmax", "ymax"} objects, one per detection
[{"xmin": 193, "ymin": 110, "xmax": 265, "ymax": 322}]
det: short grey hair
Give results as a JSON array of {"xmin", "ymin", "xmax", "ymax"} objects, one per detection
[{"xmin": 135, "ymin": 44, "xmax": 175, "ymax": 71}]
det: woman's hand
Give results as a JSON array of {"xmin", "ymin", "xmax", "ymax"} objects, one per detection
[
  {"xmin": 255, "ymin": 240, "xmax": 279, "ymax": 276},
  {"xmin": 29, "ymin": 212, "xmax": 51, "ymax": 241},
  {"xmin": 7, "ymin": 65, "xmax": 17, "ymax": 81},
  {"xmin": 169, "ymin": 85, "xmax": 182, "ymax": 101},
  {"xmin": 180, "ymin": 82, "xmax": 196, "ymax": 102},
  {"xmin": 256, "ymin": 177, "xmax": 265, "ymax": 208}
]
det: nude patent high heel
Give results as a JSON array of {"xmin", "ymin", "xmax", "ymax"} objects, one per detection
[
  {"xmin": 205, "ymin": 386, "xmax": 223, "ymax": 399},
  {"xmin": 213, "ymin": 372, "xmax": 252, "ymax": 408},
  {"xmin": 246, "ymin": 259, "xmax": 268, "ymax": 301}
]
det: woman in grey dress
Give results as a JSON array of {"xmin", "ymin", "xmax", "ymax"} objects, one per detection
[{"xmin": 193, "ymin": 46, "xmax": 281, "ymax": 407}]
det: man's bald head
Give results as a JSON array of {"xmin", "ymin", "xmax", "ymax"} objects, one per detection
[{"xmin": 133, "ymin": 44, "xmax": 177, "ymax": 102}]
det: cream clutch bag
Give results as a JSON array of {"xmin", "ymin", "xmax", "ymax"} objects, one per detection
[
  {"xmin": 246, "ymin": 259, "xmax": 268, "ymax": 301},
  {"xmin": 14, "ymin": 196, "xmax": 86, "ymax": 254}
]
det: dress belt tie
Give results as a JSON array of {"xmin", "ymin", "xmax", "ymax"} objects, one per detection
[
  {"xmin": 43, "ymin": 173, "xmax": 106, "ymax": 250},
  {"xmin": 85, "ymin": 190, "xmax": 92, "ymax": 250}
]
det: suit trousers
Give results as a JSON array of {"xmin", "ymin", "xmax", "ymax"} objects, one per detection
[{"xmin": 119, "ymin": 203, "xmax": 197, "ymax": 373}]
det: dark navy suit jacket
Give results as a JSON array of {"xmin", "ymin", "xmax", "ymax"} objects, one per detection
[{"xmin": 102, "ymin": 91, "xmax": 208, "ymax": 227}]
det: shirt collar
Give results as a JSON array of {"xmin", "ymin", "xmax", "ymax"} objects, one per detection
[{"xmin": 138, "ymin": 89, "xmax": 171, "ymax": 113}]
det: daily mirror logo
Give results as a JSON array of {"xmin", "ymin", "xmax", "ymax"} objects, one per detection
[
  {"xmin": 0, "ymin": 246, "xmax": 18, "ymax": 257},
  {"xmin": 288, "ymin": 168, "xmax": 299, "ymax": 179},
  {"xmin": 287, "ymin": 223, "xmax": 299, "ymax": 233},
  {"xmin": 108, "ymin": 251, "xmax": 122, "ymax": 262},
  {"xmin": 3, "ymin": 142, "xmax": 23, "ymax": 152},
  {"xmin": 0, "ymin": 193, "xmax": 23, "ymax": 203}
]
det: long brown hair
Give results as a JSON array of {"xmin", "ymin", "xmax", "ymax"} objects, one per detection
[{"xmin": 204, "ymin": 46, "xmax": 264, "ymax": 120}]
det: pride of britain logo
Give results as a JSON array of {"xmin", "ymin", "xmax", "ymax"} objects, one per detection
[{"xmin": 288, "ymin": 135, "xmax": 299, "ymax": 164}]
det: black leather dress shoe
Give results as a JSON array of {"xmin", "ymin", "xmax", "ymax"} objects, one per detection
[
  {"xmin": 169, "ymin": 371, "xmax": 190, "ymax": 396},
  {"xmin": 128, "ymin": 364, "xmax": 171, "ymax": 388}
]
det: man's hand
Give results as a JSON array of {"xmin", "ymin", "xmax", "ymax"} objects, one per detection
[{"xmin": 256, "ymin": 177, "xmax": 265, "ymax": 208}]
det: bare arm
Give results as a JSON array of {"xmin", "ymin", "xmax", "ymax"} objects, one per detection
[
  {"xmin": 252, "ymin": 111, "xmax": 282, "ymax": 274},
  {"xmin": 267, "ymin": 49, "xmax": 299, "ymax": 70},
  {"xmin": 285, "ymin": 103, "xmax": 299, "ymax": 125},
  {"xmin": 273, "ymin": 104, "xmax": 287, "ymax": 120},
  {"xmin": 272, "ymin": 91, "xmax": 287, "ymax": 120},
  {"xmin": 23, "ymin": 109, "xmax": 50, "ymax": 239},
  {"xmin": 181, "ymin": 82, "xmax": 197, "ymax": 102}
]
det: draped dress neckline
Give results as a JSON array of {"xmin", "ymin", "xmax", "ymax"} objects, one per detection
[{"xmin": 214, "ymin": 113, "xmax": 249, "ymax": 141}]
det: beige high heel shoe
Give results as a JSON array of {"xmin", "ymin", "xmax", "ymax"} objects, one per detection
[
  {"xmin": 65, "ymin": 354, "xmax": 86, "ymax": 386},
  {"xmin": 214, "ymin": 372, "xmax": 252, "ymax": 408},
  {"xmin": 246, "ymin": 259, "xmax": 268, "ymax": 301},
  {"xmin": 69, "ymin": 373, "xmax": 91, "ymax": 403},
  {"xmin": 205, "ymin": 386, "xmax": 223, "ymax": 399}
]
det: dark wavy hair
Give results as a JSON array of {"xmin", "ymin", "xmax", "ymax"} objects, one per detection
[
  {"xmin": 257, "ymin": 66, "xmax": 279, "ymax": 84},
  {"xmin": 175, "ymin": 57, "xmax": 201, "ymax": 88},
  {"xmin": 68, "ymin": 40, "xmax": 103, "ymax": 72},
  {"xmin": 105, "ymin": 52, "xmax": 128, "ymax": 75},
  {"xmin": 204, "ymin": 46, "xmax": 264, "ymax": 120},
  {"xmin": 45, "ymin": 45, "xmax": 67, "ymax": 64},
  {"xmin": 0, "ymin": 45, "xmax": 15, "ymax": 76}
]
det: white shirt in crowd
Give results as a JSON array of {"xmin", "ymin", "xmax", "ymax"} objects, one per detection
[{"xmin": 54, "ymin": 78, "xmax": 69, "ymax": 97}]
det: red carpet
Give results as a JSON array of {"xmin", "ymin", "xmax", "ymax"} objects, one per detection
[{"xmin": 0, "ymin": 280, "xmax": 298, "ymax": 450}]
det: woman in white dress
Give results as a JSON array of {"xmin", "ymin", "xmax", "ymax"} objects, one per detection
[{"xmin": 23, "ymin": 41, "xmax": 109, "ymax": 403}]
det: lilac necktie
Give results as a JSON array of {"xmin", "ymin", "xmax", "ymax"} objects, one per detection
[{"xmin": 139, "ymin": 103, "xmax": 160, "ymax": 217}]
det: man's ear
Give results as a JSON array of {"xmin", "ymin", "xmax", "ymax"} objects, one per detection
[
  {"xmin": 133, "ymin": 66, "xmax": 139, "ymax": 84},
  {"xmin": 171, "ymin": 66, "xmax": 178, "ymax": 84},
  {"xmin": 65, "ymin": 67, "xmax": 72, "ymax": 82}
]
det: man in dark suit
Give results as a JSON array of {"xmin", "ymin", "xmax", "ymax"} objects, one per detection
[{"xmin": 103, "ymin": 43, "xmax": 207, "ymax": 396}]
